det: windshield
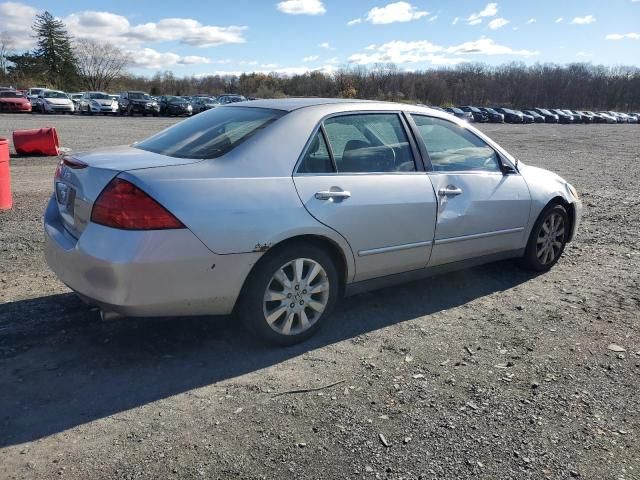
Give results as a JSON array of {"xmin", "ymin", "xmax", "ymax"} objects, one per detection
[
  {"xmin": 136, "ymin": 107, "xmax": 286, "ymax": 159},
  {"xmin": 166, "ymin": 96, "xmax": 187, "ymax": 103},
  {"xmin": 537, "ymin": 108, "xmax": 551, "ymax": 115},
  {"xmin": 0, "ymin": 92, "xmax": 25, "ymax": 98},
  {"xmin": 30, "ymin": 89, "xmax": 43, "ymax": 95},
  {"xmin": 89, "ymin": 92, "xmax": 111, "ymax": 99},
  {"xmin": 129, "ymin": 93, "xmax": 151, "ymax": 100},
  {"xmin": 43, "ymin": 91, "xmax": 68, "ymax": 99}
]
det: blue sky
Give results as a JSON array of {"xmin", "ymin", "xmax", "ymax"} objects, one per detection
[{"xmin": 1, "ymin": 0, "xmax": 639, "ymax": 76}]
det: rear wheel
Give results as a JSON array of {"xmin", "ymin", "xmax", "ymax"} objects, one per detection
[
  {"xmin": 237, "ymin": 243, "xmax": 339, "ymax": 345},
  {"xmin": 521, "ymin": 204, "xmax": 569, "ymax": 271}
]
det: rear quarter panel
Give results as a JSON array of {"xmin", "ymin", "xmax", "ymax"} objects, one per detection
[{"xmin": 122, "ymin": 166, "xmax": 357, "ymax": 281}]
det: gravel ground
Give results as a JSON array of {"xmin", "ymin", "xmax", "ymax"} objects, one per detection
[{"xmin": 0, "ymin": 114, "xmax": 639, "ymax": 480}]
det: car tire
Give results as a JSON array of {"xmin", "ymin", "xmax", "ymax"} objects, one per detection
[
  {"xmin": 237, "ymin": 243, "xmax": 340, "ymax": 345},
  {"xmin": 521, "ymin": 203, "xmax": 569, "ymax": 272}
]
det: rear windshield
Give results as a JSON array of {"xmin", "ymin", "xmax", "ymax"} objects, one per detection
[
  {"xmin": 89, "ymin": 92, "xmax": 111, "ymax": 99},
  {"xmin": 136, "ymin": 106, "xmax": 286, "ymax": 159}
]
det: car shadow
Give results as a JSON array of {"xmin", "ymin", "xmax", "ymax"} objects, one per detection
[{"xmin": 0, "ymin": 260, "xmax": 537, "ymax": 447}]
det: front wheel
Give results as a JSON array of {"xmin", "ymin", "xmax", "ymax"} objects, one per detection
[
  {"xmin": 237, "ymin": 244, "xmax": 339, "ymax": 345},
  {"xmin": 521, "ymin": 204, "xmax": 569, "ymax": 271}
]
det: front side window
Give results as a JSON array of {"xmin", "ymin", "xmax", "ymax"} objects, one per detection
[
  {"xmin": 411, "ymin": 115, "xmax": 501, "ymax": 172},
  {"xmin": 322, "ymin": 114, "xmax": 416, "ymax": 173},
  {"xmin": 136, "ymin": 106, "xmax": 285, "ymax": 159}
]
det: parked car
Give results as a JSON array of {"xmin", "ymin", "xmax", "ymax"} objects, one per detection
[
  {"xmin": 444, "ymin": 107, "xmax": 474, "ymax": 122},
  {"xmin": 191, "ymin": 96, "xmax": 218, "ymax": 113},
  {"xmin": 493, "ymin": 107, "xmax": 524, "ymax": 123},
  {"xmin": 616, "ymin": 112, "xmax": 638, "ymax": 124},
  {"xmin": 549, "ymin": 109, "xmax": 573, "ymax": 124},
  {"xmin": 515, "ymin": 110, "xmax": 534, "ymax": 124},
  {"xmin": 159, "ymin": 95, "xmax": 193, "ymax": 116},
  {"xmin": 78, "ymin": 91, "xmax": 119, "ymax": 115},
  {"xmin": 0, "ymin": 90, "xmax": 32, "ymax": 113},
  {"xmin": 68, "ymin": 93, "xmax": 84, "ymax": 109},
  {"xmin": 118, "ymin": 91, "xmax": 160, "ymax": 116},
  {"xmin": 574, "ymin": 111, "xmax": 596, "ymax": 123},
  {"xmin": 596, "ymin": 111, "xmax": 619, "ymax": 124},
  {"xmin": 459, "ymin": 106, "xmax": 489, "ymax": 122},
  {"xmin": 523, "ymin": 110, "xmax": 546, "ymax": 123},
  {"xmin": 478, "ymin": 107, "xmax": 505, "ymax": 123},
  {"xmin": 559, "ymin": 110, "xmax": 581, "ymax": 123},
  {"xmin": 215, "ymin": 94, "xmax": 247, "ymax": 104},
  {"xmin": 34, "ymin": 90, "xmax": 74, "ymax": 114},
  {"xmin": 566, "ymin": 110, "xmax": 591, "ymax": 123},
  {"xmin": 532, "ymin": 108, "xmax": 559, "ymax": 123},
  {"xmin": 44, "ymin": 99, "xmax": 581, "ymax": 344},
  {"xmin": 26, "ymin": 87, "xmax": 46, "ymax": 106}
]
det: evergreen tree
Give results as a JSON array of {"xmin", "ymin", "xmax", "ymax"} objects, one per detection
[{"xmin": 32, "ymin": 11, "xmax": 77, "ymax": 88}]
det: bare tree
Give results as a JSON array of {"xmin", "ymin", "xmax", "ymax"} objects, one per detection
[
  {"xmin": 74, "ymin": 39, "xmax": 129, "ymax": 91},
  {"xmin": 0, "ymin": 31, "xmax": 14, "ymax": 76}
]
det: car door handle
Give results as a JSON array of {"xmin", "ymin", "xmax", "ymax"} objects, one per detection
[
  {"xmin": 315, "ymin": 190, "xmax": 351, "ymax": 200},
  {"xmin": 438, "ymin": 185, "xmax": 463, "ymax": 197}
]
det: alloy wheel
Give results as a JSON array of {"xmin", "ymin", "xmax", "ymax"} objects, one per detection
[
  {"xmin": 262, "ymin": 258, "xmax": 330, "ymax": 336},
  {"xmin": 536, "ymin": 212, "xmax": 566, "ymax": 265}
]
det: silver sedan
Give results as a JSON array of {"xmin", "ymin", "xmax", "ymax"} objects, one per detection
[{"xmin": 45, "ymin": 99, "xmax": 582, "ymax": 344}]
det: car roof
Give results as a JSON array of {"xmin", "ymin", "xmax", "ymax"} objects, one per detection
[{"xmin": 226, "ymin": 97, "xmax": 392, "ymax": 112}]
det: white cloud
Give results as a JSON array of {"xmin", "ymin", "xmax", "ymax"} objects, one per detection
[
  {"xmin": 260, "ymin": 63, "xmax": 279, "ymax": 68},
  {"xmin": 571, "ymin": 15, "xmax": 595, "ymax": 25},
  {"xmin": 452, "ymin": 17, "xmax": 459, "ymax": 25},
  {"xmin": 303, "ymin": 55, "xmax": 319, "ymax": 62},
  {"xmin": 605, "ymin": 32, "xmax": 640, "ymax": 40},
  {"xmin": 276, "ymin": 0, "xmax": 326, "ymax": 15},
  {"xmin": 555, "ymin": 17, "xmax": 564, "ymax": 23},
  {"xmin": 347, "ymin": 37, "xmax": 538, "ymax": 66},
  {"xmin": 576, "ymin": 51, "xmax": 592, "ymax": 57},
  {"xmin": 318, "ymin": 42, "xmax": 331, "ymax": 49},
  {"xmin": 0, "ymin": 1, "xmax": 40, "ymax": 49},
  {"xmin": 467, "ymin": 3, "xmax": 498, "ymax": 25},
  {"xmin": 347, "ymin": 18, "xmax": 362, "ymax": 26},
  {"xmin": 526, "ymin": 18, "xmax": 536, "ymax": 24},
  {"xmin": 427, "ymin": 15, "xmax": 438, "ymax": 23},
  {"xmin": 127, "ymin": 48, "xmax": 211, "ymax": 69},
  {"xmin": 449, "ymin": 38, "xmax": 538, "ymax": 56},
  {"xmin": 488, "ymin": 18, "xmax": 509, "ymax": 30},
  {"xmin": 63, "ymin": 11, "xmax": 247, "ymax": 48},
  {"xmin": 365, "ymin": 2, "xmax": 429, "ymax": 24}
]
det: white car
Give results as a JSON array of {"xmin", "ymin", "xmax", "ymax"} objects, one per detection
[{"xmin": 35, "ymin": 90, "xmax": 75, "ymax": 114}]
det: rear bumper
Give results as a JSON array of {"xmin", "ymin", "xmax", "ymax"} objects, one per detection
[{"xmin": 44, "ymin": 196, "xmax": 260, "ymax": 317}]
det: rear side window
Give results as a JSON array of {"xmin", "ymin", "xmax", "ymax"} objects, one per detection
[
  {"xmin": 323, "ymin": 114, "xmax": 416, "ymax": 173},
  {"xmin": 298, "ymin": 131, "xmax": 334, "ymax": 174},
  {"xmin": 136, "ymin": 107, "xmax": 285, "ymax": 159},
  {"xmin": 412, "ymin": 115, "xmax": 500, "ymax": 172}
]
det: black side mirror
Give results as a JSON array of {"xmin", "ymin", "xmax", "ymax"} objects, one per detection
[{"xmin": 501, "ymin": 162, "xmax": 517, "ymax": 175}]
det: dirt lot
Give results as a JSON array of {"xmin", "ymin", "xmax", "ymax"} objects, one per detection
[{"xmin": 0, "ymin": 114, "xmax": 639, "ymax": 480}]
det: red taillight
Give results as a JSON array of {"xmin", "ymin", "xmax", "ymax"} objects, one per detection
[{"xmin": 91, "ymin": 178, "xmax": 185, "ymax": 230}]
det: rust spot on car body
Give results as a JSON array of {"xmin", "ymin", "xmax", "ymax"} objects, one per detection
[{"xmin": 253, "ymin": 242, "xmax": 271, "ymax": 252}]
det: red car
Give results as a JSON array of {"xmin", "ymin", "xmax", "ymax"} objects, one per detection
[{"xmin": 0, "ymin": 91, "xmax": 32, "ymax": 113}]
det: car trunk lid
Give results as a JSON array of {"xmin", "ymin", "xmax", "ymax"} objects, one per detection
[{"xmin": 53, "ymin": 145, "xmax": 202, "ymax": 237}]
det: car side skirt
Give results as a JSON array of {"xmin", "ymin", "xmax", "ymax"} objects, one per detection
[{"xmin": 344, "ymin": 248, "xmax": 524, "ymax": 297}]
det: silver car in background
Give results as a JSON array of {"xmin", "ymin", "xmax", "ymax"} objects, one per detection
[{"xmin": 45, "ymin": 99, "xmax": 582, "ymax": 344}]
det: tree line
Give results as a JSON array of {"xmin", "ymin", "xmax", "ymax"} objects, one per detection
[{"xmin": 0, "ymin": 11, "xmax": 639, "ymax": 110}]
